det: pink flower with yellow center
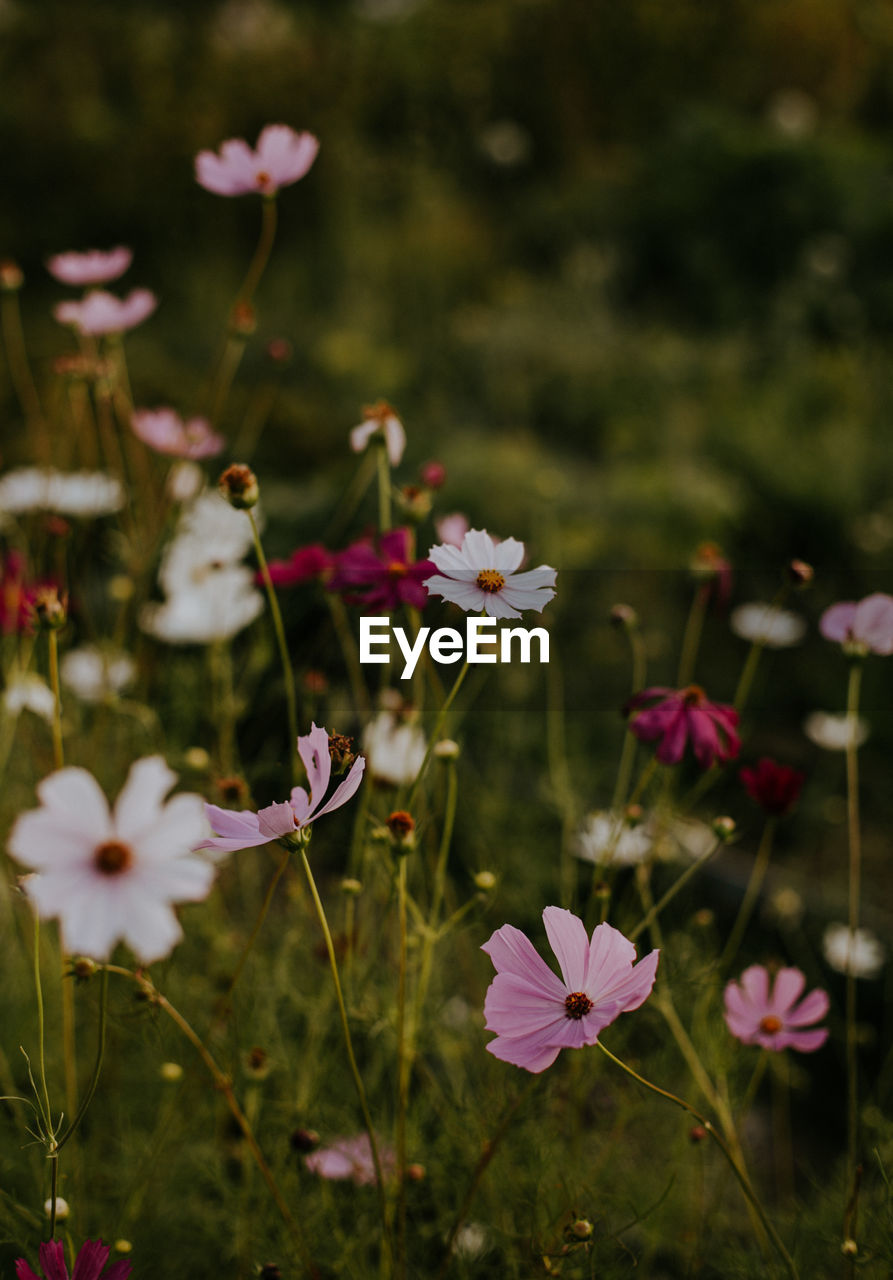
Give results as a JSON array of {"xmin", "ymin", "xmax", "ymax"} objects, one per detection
[
  {"xmin": 424, "ymin": 528, "xmax": 556, "ymax": 620},
  {"xmin": 195, "ymin": 124, "xmax": 319, "ymax": 197},
  {"xmin": 624, "ymin": 685, "xmax": 739, "ymax": 770},
  {"xmin": 724, "ymin": 965, "xmax": 829, "ymax": 1052}
]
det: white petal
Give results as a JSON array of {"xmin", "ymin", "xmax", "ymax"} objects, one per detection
[
  {"xmin": 35, "ymin": 768, "xmax": 113, "ymax": 840},
  {"xmin": 114, "ymin": 757, "xmax": 177, "ymax": 841},
  {"xmin": 132, "ymin": 794, "xmax": 210, "ymax": 862}
]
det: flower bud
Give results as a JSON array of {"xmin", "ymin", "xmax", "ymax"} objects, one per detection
[
  {"xmin": 69, "ymin": 957, "xmax": 98, "ymax": 982},
  {"xmin": 624, "ymin": 803, "xmax": 644, "ymax": 827},
  {"xmin": 290, "ymin": 1127, "xmax": 320, "ymax": 1152},
  {"xmin": 44, "ymin": 1197, "xmax": 69, "ymax": 1220},
  {"xmin": 219, "ymin": 463, "xmax": 259, "ymax": 509},
  {"xmin": 569, "ymin": 1219, "xmax": 593, "ymax": 1241},
  {"xmin": 405, "ymin": 1162, "xmax": 426, "ymax": 1181},
  {"xmin": 114, "ymin": 1241, "xmax": 133, "ymax": 1255},
  {"xmin": 689, "ymin": 1125, "xmax": 707, "ymax": 1143},
  {"xmin": 0, "ymin": 259, "xmax": 24, "ymax": 291},
  {"xmin": 244, "ymin": 1046, "xmax": 272, "ymax": 1080},
  {"xmin": 841, "ymin": 1239, "xmax": 858, "ymax": 1257},
  {"xmin": 303, "ymin": 669, "xmax": 328, "ymax": 694},
  {"xmin": 183, "ymin": 747, "xmax": 211, "ymax": 772},
  {"xmin": 433, "ymin": 738, "xmax": 460, "ymax": 761},
  {"xmin": 230, "ymin": 300, "xmax": 257, "ymax": 335},
  {"xmin": 420, "ymin": 460, "xmax": 447, "ymax": 490},
  {"xmin": 474, "ymin": 870, "xmax": 497, "ymax": 892},
  {"xmin": 788, "ymin": 559, "xmax": 814, "ymax": 587},
  {"xmin": 396, "ymin": 484, "xmax": 433, "ymax": 524},
  {"xmin": 387, "ymin": 810, "xmax": 416, "ymax": 852},
  {"xmin": 160, "ymin": 1062, "xmax": 183, "ymax": 1082},
  {"xmin": 30, "ymin": 586, "xmax": 67, "ymax": 632},
  {"xmin": 266, "ymin": 337, "xmax": 293, "ymax": 365},
  {"xmin": 216, "ymin": 775, "xmax": 249, "ymax": 805},
  {"xmin": 340, "ymin": 877, "xmax": 363, "ymax": 896},
  {"xmin": 610, "ymin": 603, "xmax": 638, "ymax": 630},
  {"xmin": 712, "ymin": 815, "xmax": 736, "ymax": 841},
  {"xmin": 107, "ymin": 574, "xmax": 134, "ymax": 603}
]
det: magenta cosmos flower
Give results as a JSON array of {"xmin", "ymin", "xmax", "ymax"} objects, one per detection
[
  {"xmin": 199, "ymin": 723, "xmax": 365, "ymax": 855},
  {"xmin": 305, "ymin": 1133, "xmax": 396, "ymax": 1186},
  {"xmin": 424, "ymin": 528, "xmax": 556, "ymax": 621},
  {"xmin": 195, "ymin": 124, "xmax": 319, "ymax": 197},
  {"xmin": 820, "ymin": 592, "xmax": 893, "ymax": 656},
  {"xmin": 350, "ymin": 401, "xmax": 406, "ymax": 467},
  {"xmin": 8, "ymin": 757, "xmax": 214, "ymax": 964},
  {"xmin": 17, "ymin": 1240, "xmax": 131, "ymax": 1280},
  {"xmin": 53, "ymin": 289, "xmax": 157, "ymax": 336},
  {"xmin": 740, "ymin": 757, "xmax": 805, "ymax": 816},
  {"xmin": 47, "ymin": 247, "xmax": 132, "ymax": 287},
  {"xmin": 625, "ymin": 685, "xmax": 740, "ymax": 769},
  {"xmin": 131, "ymin": 408, "xmax": 224, "ymax": 460},
  {"xmin": 329, "ymin": 528, "xmax": 435, "ymax": 611},
  {"xmin": 482, "ymin": 907, "xmax": 659, "ymax": 1073},
  {"xmin": 264, "ymin": 543, "xmax": 335, "ymax": 588},
  {"xmin": 724, "ymin": 965, "xmax": 829, "ymax": 1052}
]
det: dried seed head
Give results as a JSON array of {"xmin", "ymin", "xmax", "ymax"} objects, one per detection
[{"xmin": 219, "ymin": 463, "xmax": 259, "ymax": 509}]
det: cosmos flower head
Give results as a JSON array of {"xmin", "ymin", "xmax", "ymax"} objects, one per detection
[
  {"xmin": 16, "ymin": 1239, "xmax": 131, "ymax": 1280},
  {"xmin": 46, "ymin": 246, "xmax": 133, "ymax": 287},
  {"xmin": 199, "ymin": 723, "xmax": 365, "ymax": 855},
  {"xmin": 803, "ymin": 711, "xmax": 869, "ymax": 752},
  {"xmin": 481, "ymin": 907, "xmax": 659, "ymax": 1073},
  {"xmin": 305, "ymin": 1133, "xmax": 396, "ymax": 1186},
  {"xmin": 195, "ymin": 124, "xmax": 319, "ymax": 196},
  {"xmin": 575, "ymin": 810, "xmax": 652, "ymax": 867},
  {"xmin": 0, "ymin": 468, "xmax": 125, "ymax": 518},
  {"xmin": 723, "ymin": 965, "xmax": 829, "ymax": 1052},
  {"xmin": 264, "ymin": 543, "xmax": 335, "ymax": 589},
  {"xmin": 131, "ymin": 408, "xmax": 225, "ymax": 460},
  {"xmin": 820, "ymin": 592, "xmax": 893, "ymax": 657},
  {"xmin": 363, "ymin": 709, "xmax": 426, "ymax": 786},
  {"xmin": 625, "ymin": 685, "xmax": 740, "ymax": 770},
  {"xmin": 730, "ymin": 602, "xmax": 807, "ymax": 648},
  {"xmin": 329, "ymin": 527, "xmax": 435, "ymax": 611},
  {"xmin": 350, "ymin": 401, "xmax": 406, "ymax": 467},
  {"xmin": 739, "ymin": 757, "xmax": 805, "ymax": 816},
  {"xmin": 8, "ymin": 757, "xmax": 215, "ymax": 963},
  {"xmin": 822, "ymin": 923, "xmax": 885, "ymax": 979},
  {"xmin": 53, "ymin": 288, "xmax": 158, "ymax": 336},
  {"xmin": 61, "ymin": 645, "xmax": 137, "ymax": 704},
  {"xmin": 140, "ymin": 565, "xmax": 264, "ymax": 645},
  {"xmin": 424, "ymin": 528, "xmax": 556, "ymax": 620}
]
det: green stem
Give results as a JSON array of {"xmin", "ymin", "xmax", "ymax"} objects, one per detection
[
  {"xmin": 407, "ymin": 661, "xmax": 470, "ymax": 808},
  {"xmin": 717, "ymin": 818, "xmax": 776, "ymax": 975},
  {"xmin": 1, "ymin": 289, "xmax": 51, "ymax": 462},
  {"xmin": 677, "ymin": 583, "xmax": 709, "ymax": 688},
  {"xmin": 57, "ymin": 969, "xmax": 108, "ymax": 1152},
  {"xmin": 733, "ymin": 584, "xmax": 791, "ymax": 713},
  {"xmin": 47, "ymin": 631, "xmax": 63, "ymax": 772},
  {"xmin": 223, "ymin": 845, "xmax": 292, "ymax": 1009},
  {"xmin": 249, "ymin": 510, "xmax": 299, "ymax": 782},
  {"xmin": 376, "ymin": 437, "xmax": 392, "ymax": 533},
  {"xmin": 238, "ymin": 196, "xmax": 278, "ymax": 305},
  {"xmin": 596, "ymin": 1041, "xmax": 799, "ymax": 1279},
  {"xmin": 845, "ymin": 660, "xmax": 863, "ymax": 1172},
  {"xmin": 612, "ymin": 627, "xmax": 647, "ymax": 813},
  {"xmin": 629, "ymin": 835, "xmax": 721, "ymax": 943},
  {"xmin": 33, "ymin": 916, "xmax": 53, "ymax": 1134},
  {"xmin": 395, "ymin": 856, "xmax": 409, "ymax": 1280},
  {"xmin": 299, "ymin": 847, "xmax": 393, "ymax": 1270}
]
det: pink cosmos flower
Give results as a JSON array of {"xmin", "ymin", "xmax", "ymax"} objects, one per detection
[
  {"xmin": 482, "ymin": 907, "xmax": 659, "ymax": 1073},
  {"xmin": 819, "ymin": 593, "xmax": 893, "ymax": 656},
  {"xmin": 264, "ymin": 543, "xmax": 335, "ymax": 588},
  {"xmin": 350, "ymin": 401, "xmax": 406, "ymax": 467},
  {"xmin": 199, "ymin": 723, "xmax": 365, "ymax": 855},
  {"xmin": 46, "ymin": 247, "xmax": 133, "ymax": 287},
  {"xmin": 53, "ymin": 289, "xmax": 158, "ymax": 336},
  {"xmin": 329, "ymin": 528, "xmax": 434, "ymax": 611},
  {"xmin": 131, "ymin": 408, "xmax": 225, "ymax": 460},
  {"xmin": 8, "ymin": 758, "xmax": 214, "ymax": 964},
  {"xmin": 723, "ymin": 965, "xmax": 829, "ymax": 1052},
  {"xmin": 435, "ymin": 512, "xmax": 470, "ymax": 548},
  {"xmin": 625, "ymin": 685, "xmax": 740, "ymax": 769},
  {"xmin": 195, "ymin": 124, "xmax": 319, "ymax": 196},
  {"xmin": 424, "ymin": 528, "xmax": 556, "ymax": 620},
  {"xmin": 740, "ymin": 757, "xmax": 805, "ymax": 816},
  {"xmin": 17, "ymin": 1239, "xmax": 131, "ymax": 1280},
  {"xmin": 305, "ymin": 1133, "xmax": 396, "ymax": 1186}
]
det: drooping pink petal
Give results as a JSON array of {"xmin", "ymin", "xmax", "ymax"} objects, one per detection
[
  {"xmin": 310, "ymin": 755, "xmax": 366, "ymax": 821},
  {"xmin": 484, "ymin": 1025, "xmax": 563, "ymax": 1073},
  {"xmin": 299, "ymin": 722, "xmax": 332, "ymax": 815},
  {"xmin": 483, "ymin": 973, "xmax": 566, "ymax": 1036}
]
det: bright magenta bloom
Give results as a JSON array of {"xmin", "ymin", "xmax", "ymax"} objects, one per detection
[
  {"xmin": 264, "ymin": 543, "xmax": 335, "ymax": 588},
  {"xmin": 199, "ymin": 723, "xmax": 365, "ymax": 855},
  {"xmin": 724, "ymin": 965, "xmax": 829, "ymax": 1052},
  {"xmin": 329, "ymin": 528, "xmax": 434, "ymax": 611},
  {"xmin": 54, "ymin": 289, "xmax": 157, "ymax": 336},
  {"xmin": 482, "ymin": 907, "xmax": 659, "ymax": 1073},
  {"xmin": 16, "ymin": 1239, "xmax": 131, "ymax": 1280},
  {"xmin": 195, "ymin": 124, "xmax": 319, "ymax": 196},
  {"xmin": 625, "ymin": 685, "xmax": 740, "ymax": 769},
  {"xmin": 820, "ymin": 593, "xmax": 893, "ymax": 656},
  {"xmin": 740, "ymin": 757, "xmax": 804, "ymax": 816},
  {"xmin": 47, "ymin": 247, "xmax": 132, "ymax": 287},
  {"xmin": 131, "ymin": 408, "xmax": 224, "ymax": 460}
]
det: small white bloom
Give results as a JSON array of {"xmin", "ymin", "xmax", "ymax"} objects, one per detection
[
  {"xmin": 141, "ymin": 566, "xmax": 263, "ymax": 644},
  {"xmin": 350, "ymin": 402, "xmax": 406, "ymax": 466},
  {"xmin": 44, "ymin": 1196, "xmax": 69, "ymax": 1220},
  {"xmin": 453, "ymin": 1223, "xmax": 489, "ymax": 1260},
  {"xmin": 0, "ymin": 467, "xmax": 125, "ymax": 517},
  {"xmin": 166, "ymin": 460, "xmax": 205, "ymax": 503},
  {"xmin": 823, "ymin": 923, "xmax": 885, "ymax": 979},
  {"xmin": 61, "ymin": 645, "xmax": 136, "ymax": 703},
  {"xmin": 363, "ymin": 710, "xmax": 426, "ymax": 786},
  {"xmin": 576, "ymin": 811, "xmax": 652, "ymax": 867},
  {"xmin": 8, "ymin": 757, "xmax": 215, "ymax": 963},
  {"xmin": 730, "ymin": 602, "xmax": 807, "ymax": 648},
  {"xmin": 3, "ymin": 673, "xmax": 55, "ymax": 722},
  {"xmin": 804, "ymin": 711, "xmax": 870, "ymax": 752},
  {"xmin": 424, "ymin": 528, "xmax": 556, "ymax": 620}
]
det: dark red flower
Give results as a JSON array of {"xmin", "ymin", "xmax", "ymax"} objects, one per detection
[
  {"xmin": 740, "ymin": 757, "xmax": 804, "ymax": 816},
  {"xmin": 625, "ymin": 685, "xmax": 740, "ymax": 770},
  {"xmin": 1, "ymin": 552, "xmax": 58, "ymax": 635},
  {"xmin": 262, "ymin": 543, "xmax": 335, "ymax": 589},
  {"xmin": 16, "ymin": 1239, "xmax": 131, "ymax": 1280},
  {"xmin": 329, "ymin": 528, "xmax": 434, "ymax": 612}
]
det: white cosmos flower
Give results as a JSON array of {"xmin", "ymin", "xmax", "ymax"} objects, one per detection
[
  {"xmin": 0, "ymin": 467, "xmax": 125, "ymax": 517},
  {"xmin": 363, "ymin": 710, "xmax": 426, "ymax": 786},
  {"xmin": 8, "ymin": 757, "xmax": 214, "ymax": 963},
  {"xmin": 159, "ymin": 489, "xmax": 258, "ymax": 595},
  {"xmin": 3, "ymin": 673, "xmax": 56, "ymax": 722},
  {"xmin": 61, "ymin": 645, "xmax": 136, "ymax": 703},
  {"xmin": 823, "ymin": 923, "xmax": 885, "ymax": 979},
  {"xmin": 424, "ymin": 528, "xmax": 557, "ymax": 620},
  {"xmin": 730, "ymin": 602, "xmax": 807, "ymax": 648},
  {"xmin": 575, "ymin": 811, "xmax": 652, "ymax": 867},
  {"xmin": 804, "ymin": 711, "xmax": 870, "ymax": 752},
  {"xmin": 350, "ymin": 401, "xmax": 406, "ymax": 466},
  {"xmin": 141, "ymin": 566, "xmax": 263, "ymax": 644}
]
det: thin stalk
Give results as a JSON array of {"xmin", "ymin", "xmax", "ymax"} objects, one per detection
[
  {"xmin": 249, "ymin": 510, "xmax": 299, "ymax": 782},
  {"xmin": 238, "ymin": 196, "xmax": 278, "ymax": 305},
  {"xmin": 845, "ymin": 660, "xmax": 863, "ymax": 1171},
  {"xmin": 677, "ymin": 583, "xmax": 710, "ymax": 688},
  {"xmin": 33, "ymin": 917, "xmax": 53, "ymax": 1134},
  {"xmin": 395, "ymin": 856, "xmax": 409, "ymax": 1280},
  {"xmin": 102, "ymin": 965, "xmax": 312, "ymax": 1270},
  {"xmin": 327, "ymin": 595, "xmax": 372, "ymax": 724},
  {"xmin": 737, "ymin": 1049, "xmax": 769, "ymax": 1125},
  {"xmin": 1, "ymin": 288, "xmax": 50, "ymax": 461},
  {"xmin": 717, "ymin": 818, "xmax": 777, "ymax": 975},
  {"xmin": 596, "ymin": 1041, "xmax": 799, "ymax": 1280},
  {"xmin": 611, "ymin": 626, "xmax": 647, "ymax": 812},
  {"xmin": 47, "ymin": 631, "xmax": 64, "ymax": 772},
  {"xmin": 407, "ymin": 661, "xmax": 470, "ymax": 808},
  {"xmin": 629, "ymin": 835, "xmax": 721, "ymax": 943},
  {"xmin": 546, "ymin": 654, "xmax": 577, "ymax": 906},
  {"xmin": 376, "ymin": 438, "xmax": 392, "ymax": 532},
  {"xmin": 733, "ymin": 585, "xmax": 791, "ymax": 712},
  {"xmin": 299, "ymin": 847, "xmax": 393, "ymax": 1270},
  {"xmin": 57, "ymin": 969, "xmax": 108, "ymax": 1152},
  {"xmin": 223, "ymin": 845, "xmax": 292, "ymax": 1008}
]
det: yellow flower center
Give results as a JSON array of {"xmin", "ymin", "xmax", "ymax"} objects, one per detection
[
  {"xmin": 93, "ymin": 840, "xmax": 133, "ymax": 876},
  {"xmin": 564, "ymin": 991, "xmax": 593, "ymax": 1020},
  {"xmin": 475, "ymin": 569, "xmax": 505, "ymax": 594}
]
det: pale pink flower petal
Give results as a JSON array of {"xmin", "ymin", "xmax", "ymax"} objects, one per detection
[
  {"xmin": 196, "ymin": 125, "xmax": 318, "ymax": 197},
  {"xmin": 820, "ymin": 593, "xmax": 893, "ymax": 655},
  {"xmin": 542, "ymin": 906, "xmax": 589, "ymax": 991},
  {"xmin": 131, "ymin": 408, "xmax": 225, "ymax": 460},
  {"xmin": 723, "ymin": 964, "xmax": 828, "ymax": 1053},
  {"xmin": 47, "ymin": 247, "xmax": 133, "ymax": 287},
  {"xmin": 53, "ymin": 289, "xmax": 158, "ymax": 336}
]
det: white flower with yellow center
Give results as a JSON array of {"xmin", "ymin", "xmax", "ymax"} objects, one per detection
[{"xmin": 423, "ymin": 528, "xmax": 556, "ymax": 620}]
